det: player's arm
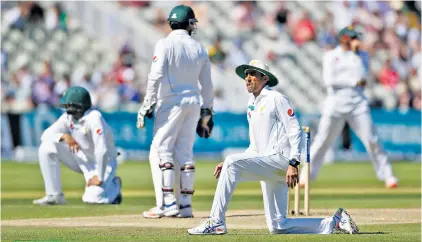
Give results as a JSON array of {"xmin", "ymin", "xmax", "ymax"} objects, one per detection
[
  {"xmin": 137, "ymin": 39, "xmax": 167, "ymax": 129},
  {"xmin": 89, "ymin": 114, "xmax": 109, "ymax": 183},
  {"xmin": 40, "ymin": 114, "xmax": 68, "ymax": 143},
  {"xmin": 199, "ymin": 52, "xmax": 214, "ymax": 109},
  {"xmin": 196, "ymin": 51, "xmax": 215, "ymax": 138},
  {"xmin": 144, "ymin": 39, "xmax": 167, "ymax": 104},
  {"xmin": 275, "ymin": 95, "xmax": 302, "ymax": 161}
]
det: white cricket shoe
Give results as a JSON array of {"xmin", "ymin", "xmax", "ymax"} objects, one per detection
[
  {"xmin": 143, "ymin": 202, "xmax": 180, "ymax": 218},
  {"xmin": 174, "ymin": 204, "xmax": 193, "ymax": 218},
  {"xmin": 143, "ymin": 206, "xmax": 164, "ymax": 218},
  {"xmin": 188, "ymin": 217, "xmax": 227, "ymax": 235},
  {"xmin": 333, "ymin": 208, "xmax": 359, "ymax": 234},
  {"xmin": 33, "ymin": 194, "xmax": 66, "ymax": 205}
]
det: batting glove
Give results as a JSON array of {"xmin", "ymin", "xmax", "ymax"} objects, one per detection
[{"xmin": 136, "ymin": 99, "xmax": 156, "ymax": 129}]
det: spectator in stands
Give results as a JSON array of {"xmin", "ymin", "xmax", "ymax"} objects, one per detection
[
  {"xmin": 377, "ymin": 58, "xmax": 400, "ymax": 89},
  {"xmin": 292, "ymin": 11, "xmax": 316, "ymax": 46},
  {"xmin": 45, "ymin": 3, "xmax": 68, "ymax": 31},
  {"xmin": 397, "ymin": 89, "xmax": 412, "ymax": 114},
  {"xmin": 231, "ymin": 1, "xmax": 258, "ymax": 34},
  {"xmin": 7, "ymin": 2, "xmax": 30, "ymax": 30},
  {"xmin": 227, "ymin": 38, "xmax": 250, "ymax": 69},
  {"xmin": 391, "ymin": 42, "xmax": 410, "ymax": 81},
  {"xmin": 274, "ymin": 2, "xmax": 289, "ymax": 33},
  {"xmin": 27, "ymin": 2, "xmax": 45, "ymax": 26},
  {"xmin": 54, "ymin": 73, "xmax": 71, "ymax": 97},
  {"xmin": 208, "ymin": 35, "xmax": 227, "ymax": 68},
  {"xmin": 412, "ymin": 92, "xmax": 421, "ymax": 110}
]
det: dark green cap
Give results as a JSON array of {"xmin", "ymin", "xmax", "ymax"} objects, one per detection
[
  {"xmin": 59, "ymin": 86, "xmax": 92, "ymax": 108},
  {"xmin": 168, "ymin": 5, "xmax": 197, "ymax": 24},
  {"xmin": 338, "ymin": 26, "xmax": 359, "ymax": 38}
]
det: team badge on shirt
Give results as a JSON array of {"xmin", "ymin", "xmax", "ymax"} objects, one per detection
[
  {"xmin": 152, "ymin": 56, "xmax": 158, "ymax": 62},
  {"xmin": 69, "ymin": 123, "xmax": 74, "ymax": 130},
  {"xmin": 96, "ymin": 129, "xmax": 103, "ymax": 135},
  {"xmin": 287, "ymin": 109, "xmax": 295, "ymax": 117}
]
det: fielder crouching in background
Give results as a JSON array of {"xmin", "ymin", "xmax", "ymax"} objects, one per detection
[{"xmin": 33, "ymin": 86, "xmax": 122, "ymax": 205}]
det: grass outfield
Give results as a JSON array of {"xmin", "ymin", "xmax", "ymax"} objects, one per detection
[
  {"xmin": 1, "ymin": 161, "xmax": 421, "ymax": 241},
  {"xmin": 2, "ymin": 224, "xmax": 420, "ymax": 242}
]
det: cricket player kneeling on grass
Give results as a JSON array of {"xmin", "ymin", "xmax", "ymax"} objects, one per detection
[
  {"xmin": 188, "ymin": 60, "xmax": 359, "ymax": 235},
  {"xmin": 33, "ymin": 86, "xmax": 122, "ymax": 205}
]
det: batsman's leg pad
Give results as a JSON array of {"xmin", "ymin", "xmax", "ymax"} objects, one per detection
[
  {"xmin": 180, "ymin": 164, "xmax": 195, "ymax": 206},
  {"xmin": 160, "ymin": 162, "xmax": 176, "ymax": 205}
]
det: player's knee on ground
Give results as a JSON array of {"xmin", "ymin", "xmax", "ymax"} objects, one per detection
[{"xmin": 82, "ymin": 185, "xmax": 106, "ymax": 204}]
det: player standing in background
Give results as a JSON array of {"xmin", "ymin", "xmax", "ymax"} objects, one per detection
[
  {"xmin": 137, "ymin": 5, "xmax": 214, "ymax": 218},
  {"xmin": 188, "ymin": 60, "xmax": 359, "ymax": 235},
  {"xmin": 299, "ymin": 26, "xmax": 398, "ymax": 188},
  {"xmin": 33, "ymin": 86, "xmax": 122, "ymax": 205}
]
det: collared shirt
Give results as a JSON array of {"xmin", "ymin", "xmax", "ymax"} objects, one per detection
[
  {"xmin": 322, "ymin": 46, "xmax": 369, "ymax": 116},
  {"xmin": 245, "ymin": 87, "xmax": 302, "ymax": 161},
  {"xmin": 41, "ymin": 109, "xmax": 117, "ymax": 181},
  {"xmin": 144, "ymin": 29, "xmax": 214, "ymax": 108}
]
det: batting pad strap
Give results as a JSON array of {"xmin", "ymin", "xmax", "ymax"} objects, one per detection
[
  {"xmin": 162, "ymin": 187, "xmax": 174, "ymax": 193},
  {"xmin": 181, "ymin": 189, "xmax": 194, "ymax": 195},
  {"xmin": 181, "ymin": 164, "xmax": 195, "ymax": 172},
  {"xmin": 159, "ymin": 162, "xmax": 174, "ymax": 170}
]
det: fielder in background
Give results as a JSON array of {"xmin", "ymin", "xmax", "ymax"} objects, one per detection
[
  {"xmin": 137, "ymin": 4, "xmax": 214, "ymax": 218},
  {"xmin": 188, "ymin": 60, "xmax": 358, "ymax": 235},
  {"xmin": 33, "ymin": 86, "xmax": 122, "ymax": 205},
  {"xmin": 299, "ymin": 26, "xmax": 398, "ymax": 188}
]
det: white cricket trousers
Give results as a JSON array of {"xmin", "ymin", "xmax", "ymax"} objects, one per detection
[
  {"xmin": 300, "ymin": 111, "xmax": 396, "ymax": 182},
  {"xmin": 209, "ymin": 152, "xmax": 335, "ymax": 234},
  {"xmin": 38, "ymin": 141, "xmax": 120, "ymax": 204},
  {"xmin": 149, "ymin": 101, "xmax": 200, "ymax": 207}
]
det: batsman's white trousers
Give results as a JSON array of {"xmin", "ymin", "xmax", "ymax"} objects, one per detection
[
  {"xmin": 38, "ymin": 141, "xmax": 120, "ymax": 204},
  {"xmin": 149, "ymin": 100, "xmax": 200, "ymax": 207},
  {"xmin": 210, "ymin": 152, "xmax": 335, "ymax": 234},
  {"xmin": 300, "ymin": 110, "xmax": 396, "ymax": 182}
]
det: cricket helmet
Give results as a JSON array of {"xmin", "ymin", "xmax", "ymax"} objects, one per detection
[
  {"xmin": 168, "ymin": 5, "xmax": 198, "ymax": 34},
  {"xmin": 59, "ymin": 86, "xmax": 92, "ymax": 119}
]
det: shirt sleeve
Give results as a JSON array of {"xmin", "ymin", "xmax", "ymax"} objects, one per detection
[
  {"xmin": 144, "ymin": 39, "xmax": 167, "ymax": 103},
  {"xmin": 40, "ymin": 114, "xmax": 68, "ymax": 143},
  {"xmin": 275, "ymin": 95, "xmax": 302, "ymax": 161},
  {"xmin": 199, "ymin": 50, "xmax": 214, "ymax": 109},
  {"xmin": 89, "ymin": 114, "xmax": 109, "ymax": 181}
]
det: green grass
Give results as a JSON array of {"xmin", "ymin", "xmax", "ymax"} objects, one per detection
[
  {"xmin": 1, "ymin": 161, "xmax": 421, "ymax": 241},
  {"xmin": 2, "ymin": 224, "xmax": 420, "ymax": 242},
  {"xmin": 1, "ymin": 161, "xmax": 421, "ymax": 220}
]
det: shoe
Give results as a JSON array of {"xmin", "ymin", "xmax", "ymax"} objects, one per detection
[
  {"xmin": 333, "ymin": 208, "xmax": 359, "ymax": 234},
  {"xmin": 111, "ymin": 176, "xmax": 122, "ymax": 204},
  {"xmin": 162, "ymin": 201, "xmax": 180, "ymax": 217},
  {"xmin": 385, "ymin": 177, "xmax": 398, "ymax": 189},
  {"xmin": 143, "ymin": 206, "xmax": 165, "ymax": 219},
  {"xmin": 33, "ymin": 194, "xmax": 66, "ymax": 205},
  {"xmin": 174, "ymin": 204, "xmax": 193, "ymax": 218},
  {"xmin": 188, "ymin": 217, "xmax": 227, "ymax": 235}
]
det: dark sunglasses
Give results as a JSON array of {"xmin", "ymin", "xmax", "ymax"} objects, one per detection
[{"xmin": 245, "ymin": 70, "xmax": 264, "ymax": 77}]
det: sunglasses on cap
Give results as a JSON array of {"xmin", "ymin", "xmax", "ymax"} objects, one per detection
[{"xmin": 245, "ymin": 69, "xmax": 265, "ymax": 77}]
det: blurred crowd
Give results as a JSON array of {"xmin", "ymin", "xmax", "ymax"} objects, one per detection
[
  {"xmin": 1, "ymin": 2, "xmax": 144, "ymax": 114},
  {"xmin": 2, "ymin": 1, "xmax": 421, "ymax": 114}
]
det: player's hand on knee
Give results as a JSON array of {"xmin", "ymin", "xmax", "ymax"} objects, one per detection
[
  {"xmin": 286, "ymin": 165, "xmax": 299, "ymax": 189},
  {"xmin": 214, "ymin": 162, "xmax": 223, "ymax": 179},
  {"xmin": 61, "ymin": 133, "xmax": 80, "ymax": 153},
  {"xmin": 88, "ymin": 175, "xmax": 103, "ymax": 187}
]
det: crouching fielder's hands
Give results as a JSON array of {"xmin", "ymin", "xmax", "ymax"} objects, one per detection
[
  {"xmin": 214, "ymin": 162, "xmax": 223, "ymax": 179},
  {"xmin": 136, "ymin": 99, "xmax": 156, "ymax": 129}
]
